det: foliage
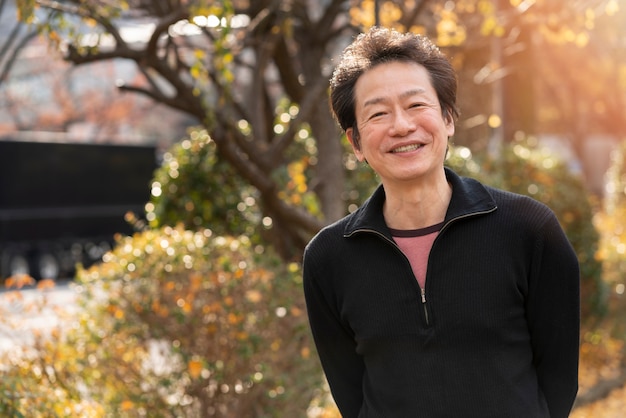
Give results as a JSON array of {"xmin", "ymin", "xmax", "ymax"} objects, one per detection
[
  {"xmin": 572, "ymin": 140, "xmax": 626, "ymax": 415},
  {"xmin": 148, "ymin": 123, "xmax": 326, "ymax": 259},
  {"xmin": 341, "ymin": 135, "xmax": 379, "ymax": 214},
  {"xmin": 446, "ymin": 138, "xmax": 604, "ymax": 319},
  {"xmin": 595, "ymin": 140, "xmax": 626, "ymax": 318},
  {"xmin": 17, "ymin": 0, "xmax": 343, "ymax": 253},
  {"xmin": 0, "ymin": 227, "xmax": 321, "ymax": 417},
  {"xmin": 148, "ymin": 128, "xmax": 261, "ymax": 239},
  {"xmin": 350, "ymin": 0, "xmax": 467, "ymax": 47},
  {"xmin": 0, "ymin": 0, "xmax": 37, "ymax": 86},
  {"xmin": 0, "ymin": 278, "xmax": 102, "ymax": 417},
  {"xmin": 12, "ymin": 0, "xmax": 626, "ymax": 258},
  {"xmin": 270, "ymin": 98, "xmax": 324, "ymax": 219},
  {"xmin": 599, "ymin": 141, "xmax": 626, "ymax": 286},
  {"xmin": 75, "ymin": 227, "xmax": 321, "ymax": 417}
]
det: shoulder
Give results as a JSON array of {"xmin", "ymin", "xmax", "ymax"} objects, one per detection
[
  {"xmin": 484, "ymin": 184, "xmax": 558, "ymax": 229},
  {"xmin": 304, "ymin": 213, "xmax": 354, "ymax": 261},
  {"xmin": 487, "ymin": 185, "xmax": 552, "ymax": 212}
]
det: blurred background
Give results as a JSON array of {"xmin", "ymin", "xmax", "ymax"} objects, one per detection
[{"xmin": 0, "ymin": 0, "xmax": 625, "ymax": 416}]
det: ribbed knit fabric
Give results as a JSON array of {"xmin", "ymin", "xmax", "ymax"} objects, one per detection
[{"xmin": 303, "ymin": 168, "xmax": 580, "ymax": 418}]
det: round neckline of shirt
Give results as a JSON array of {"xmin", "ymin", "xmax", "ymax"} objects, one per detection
[{"xmin": 388, "ymin": 221, "xmax": 445, "ymax": 238}]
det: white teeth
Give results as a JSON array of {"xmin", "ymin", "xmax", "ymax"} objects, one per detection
[{"xmin": 391, "ymin": 144, "xmax": 422, "ymax": 153}]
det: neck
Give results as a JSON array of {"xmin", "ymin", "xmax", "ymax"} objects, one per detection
[{"xmin": 382, "ymin": 169, "xmax": 452, "ymax": 230}]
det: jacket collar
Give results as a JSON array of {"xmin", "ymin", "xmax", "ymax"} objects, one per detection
[{"xmin": 343, "ymin": 167, "xmax": 497, "ymax": 237}]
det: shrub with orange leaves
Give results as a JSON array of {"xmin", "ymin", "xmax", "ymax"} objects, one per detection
[
  {"xmin": 69, "ymin": 226, "xmax": 321, "ymax": 417},
  {"xmin": 0, "ymin": 226, "xmax": 321, "ymax": 417},
  {"xmin": 3, "ymin": 273, "xmax": 36, "ymax": 289},
  {"xmin": 0, "ymin": 277, "xmax": 105, "ymax": 417}
]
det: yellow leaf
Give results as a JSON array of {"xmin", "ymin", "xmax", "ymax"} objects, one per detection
[
  {"xmin": 245, "ymin": 290, "xmax": 262, "ymax": 303},
  {"xmin": 114, "ymin": 307, "xmax": 125, "ymax": 320},
  {"xmin": 228, "ymin": 312, "xmax": 241, "ymax": 324},
  {"xmin": 182, "ymin": 300, "xmax": 192, "ymax": 314},
  {"xmin": 189, "ymin": 272, "xmax": 202, "ymax": 292},
  {"xmin": 270, "ymin": 339, "xmax": 281, "ymax": 351},
  {"xmin": 50, "ymin": 328, "xmax": 60, "ymax": 339},
  {"xmin": 188, "ymin": 360, "xmax": 203, "ymax": 379},
  {"xmin": 121, "ymin": 400, "xmax": 134, "ymax": 411},
  {"xmin": 5, "ymin": 274, "xmax": 35, "ymax": 289},
  {"xmin": 37, "ymin": 279, "xmax": 56, "ymax": 290}
]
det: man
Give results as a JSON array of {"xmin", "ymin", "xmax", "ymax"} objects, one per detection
[{"xmin": 303, "ymin": 27, "xmax": 579, "ymax": 417}]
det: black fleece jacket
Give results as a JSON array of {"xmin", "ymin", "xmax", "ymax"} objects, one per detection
[{"xmin": 303, "ymin": 168, "xmax": 580, "ymax": 418}]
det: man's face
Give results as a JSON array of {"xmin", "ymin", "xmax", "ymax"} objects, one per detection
[{"xmin": 347, "ymin": 61, "xmax": 454, "ymax": 186}]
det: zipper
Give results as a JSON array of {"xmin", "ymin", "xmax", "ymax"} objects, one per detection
[
  {"xmin": 421, "ymin": 287, "xmax": 429, "ymax": 326},
  {"xmin": 344, "ymin": 206, "xmax": 497, "ymax": 328},
  {"xmin": 345, "ymin": 227, "xmax": 431, "ymax": 326}
]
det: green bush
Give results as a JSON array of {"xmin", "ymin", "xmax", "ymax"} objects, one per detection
[
  {"xmin": 148, "ymin": 128, "xmax": 261, "ymax": 240},
  {"xmin": 0, "ymin": 227, "xmax": 321, "ymax": 417},
  {"xmin": 446, "ymin": 139, "xmax": 604, "ymax": 319}
]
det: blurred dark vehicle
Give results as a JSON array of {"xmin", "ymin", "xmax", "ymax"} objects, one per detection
[{"xmin": 0, "ymin": 134, "xmax": 157, "ymax": 281}]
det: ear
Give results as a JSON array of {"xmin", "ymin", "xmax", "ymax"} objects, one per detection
[
  {"xmin": 445, "ymin": 116, "xmax": 455, "ymax": 137},
  {"xmin": 346, "ymin": 128, "xmax": 365, "ymax": 162}
]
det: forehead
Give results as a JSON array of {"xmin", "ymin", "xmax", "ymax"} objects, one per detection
[{"xmin": 354, "ymin": 61, "xmax": 436, "ymax": 107}]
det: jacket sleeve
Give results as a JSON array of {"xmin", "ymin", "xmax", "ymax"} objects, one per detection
[
  {"xmin": 526, "ymin": 211, "xmax": 580, "ymax": 418},
  {"xmin": 303, "ymin": 244, "xmax": 365, "ymax": 418}
]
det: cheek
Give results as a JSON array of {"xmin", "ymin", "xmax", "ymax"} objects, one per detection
[{"xmin": 424, "ymin": 115, "xmax": 453, "ymax": 139}]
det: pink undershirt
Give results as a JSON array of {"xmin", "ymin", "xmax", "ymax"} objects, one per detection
[{"xmin": 390, "ymin": 222, "xmax": 444, "ymax": 289}]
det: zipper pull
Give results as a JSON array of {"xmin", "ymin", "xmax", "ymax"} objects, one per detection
[{"xmin": 421, "ymin": 288, "xmax": 429, "ymax": 325}]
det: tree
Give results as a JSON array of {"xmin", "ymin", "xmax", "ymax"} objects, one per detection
[
  {"xmin": 16, "ymin": 0, "xmax": 623, "ymax": 258},
  {"xmin": 1, "ymin": 52, "xmax": 186, "ymax": 138},
  {"xmin": 492, "ymin": 0, "xmax": 626, "ymax": 185},
  {"xmin": 16, "ymin": 0, "xmax": 347, "ymax": 259},
  {"xmin": 0, "ymin": 4, "xmax": 194, "ymax": 142},
  {"xmin": 0, "ymin": 0, "xmax": 37, "ymax": 85}
]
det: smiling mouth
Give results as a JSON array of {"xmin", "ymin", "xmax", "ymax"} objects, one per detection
[{"xmin": 390, "ymin": 144, "xmax": 423, "ymax": 153}]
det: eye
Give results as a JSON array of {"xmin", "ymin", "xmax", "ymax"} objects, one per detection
[
  {"xmin": 409, "ymin": 102, "xmax": 424, "ymax": 109},
  {"xmin": 368, "ymin": 111, "xmax": 386, "ymax": 120}
]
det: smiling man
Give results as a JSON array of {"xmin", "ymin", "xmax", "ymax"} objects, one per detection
[{"xmin": 303, "ymin": 27, "xmax": 580, "ymax": 418}]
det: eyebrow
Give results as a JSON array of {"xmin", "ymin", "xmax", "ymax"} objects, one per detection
[{"xmin": 362, "ymin": 88, "xmax": 428, "ymax": 108}]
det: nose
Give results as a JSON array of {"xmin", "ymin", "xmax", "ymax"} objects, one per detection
[{"xmin": 389, "ymin": 109, "xmax": 416, "ymax": 136}]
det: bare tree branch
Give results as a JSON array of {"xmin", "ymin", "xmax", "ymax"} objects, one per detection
[{"xmin": 0, "ymin": 23, "xmax": 37, "ymax": 84}]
